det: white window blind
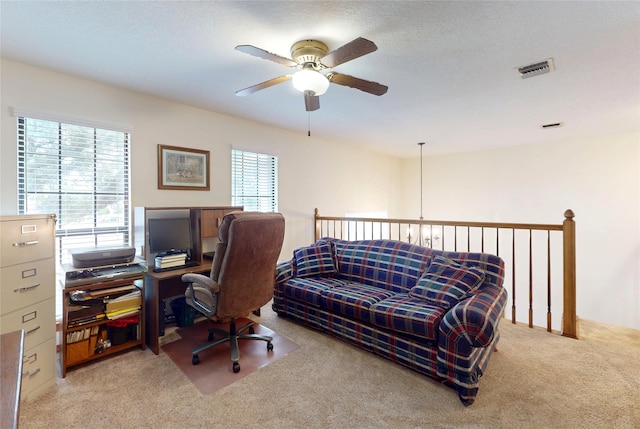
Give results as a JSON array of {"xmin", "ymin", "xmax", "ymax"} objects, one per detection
[
  {"xmin": 231, "ymin": 149, "xmax": 278, "ymax": 212},
  {"xmin": 18, "ymin": 117, "xmax": 131, "ymax": 265}
]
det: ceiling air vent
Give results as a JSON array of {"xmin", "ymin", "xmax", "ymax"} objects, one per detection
[{"xmin": 517, "ymin": 58, "xmax": 555, "ymax": 79}]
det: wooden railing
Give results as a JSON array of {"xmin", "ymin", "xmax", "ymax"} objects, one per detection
[{"xmin": 314, "ymin": 208, "xmax": 577, "ymax": 339}]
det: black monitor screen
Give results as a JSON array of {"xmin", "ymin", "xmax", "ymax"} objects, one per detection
[{"xmin": 148, "ymin": 217, "xmax": 192, "ymax": 254}]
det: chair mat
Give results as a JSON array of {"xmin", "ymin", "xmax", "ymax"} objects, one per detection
[{"xmin": 161, "ymin": 318, "xmax": 299, "ymax": 395}]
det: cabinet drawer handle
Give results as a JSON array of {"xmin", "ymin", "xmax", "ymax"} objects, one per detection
[
  {"xmin": 13, "ymin": 240, "xmax": 39, "ymax": 247},
  {"xmin": 22, "ymin": 310, "xmax": 37, "ymax": 323},
  {"xmin": 23, "ymin": 367, "xmax": 41, "ymax": 378},
  {"xmin": 25, "ymin": 325, "xmax": 40, "ymax": 335},
  {"xmin": 23, "ymin": 352, "xmax": 38, "ymax": 364},
  {"xmin": 14, "ymin": 284, "xmax": 40, "ymax": 293}
]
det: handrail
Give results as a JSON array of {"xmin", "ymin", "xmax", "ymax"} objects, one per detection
[{"xmin": 314, "ymin": 208, "xmax": 577, "ymax": 339}]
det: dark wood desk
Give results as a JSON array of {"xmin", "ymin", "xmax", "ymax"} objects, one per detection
[
  {"xmin": 144, "ymin": 262, "xmax": 211, "ymax": 355},
  {"xmin": 1, "ymin": 330, "xmax": 24, "ymax": 429}
]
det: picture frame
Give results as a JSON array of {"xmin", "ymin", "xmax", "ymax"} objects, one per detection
[{"xmin": 158, "ymin": 144, "xmax": 210, "ymax": 190}]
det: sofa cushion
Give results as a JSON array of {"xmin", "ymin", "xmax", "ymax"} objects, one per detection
[
  {"xmin": 293, "ymin": 242, "xmax": 337, "ymax": 278},
  {"xmin": 409, "ymin": 256, "xmax": 485, "ymax": 309},
  {"xmin": 369, "ymin": 294, "xmax": 446, "ymax": 341},
  {"xmin": 281, "ymin": 277, "xmax": 349, "ymax": 307},
  {"xmin": 331, "ymin": 239, "xmax": 432, "ymax": 293},
  {"xmin": 320, "ymin": 284, "xmax": 397, "ymax": 322}
]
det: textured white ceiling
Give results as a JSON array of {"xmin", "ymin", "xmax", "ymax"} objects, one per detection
[{"xmin": 1, "ymin": 1, "xmax": 638, "ymax": 158}]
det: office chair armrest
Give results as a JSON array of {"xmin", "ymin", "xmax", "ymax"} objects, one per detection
[
  {"xmin": 181, "ymin": 273, "xmax": 220, "ymax": 293},
  {"xmin": 182, "ymin": 273, "xmax": 220, "ymax": 316}
]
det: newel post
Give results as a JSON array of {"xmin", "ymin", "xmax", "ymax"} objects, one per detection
[{"xmin": 562, "ymin": 209, "xmax": 578, "ymax": 339}]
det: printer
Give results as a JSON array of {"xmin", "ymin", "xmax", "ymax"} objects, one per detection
[{"xmin": 69, "ymin": 245, "xmax": 136, "ymax": 268}]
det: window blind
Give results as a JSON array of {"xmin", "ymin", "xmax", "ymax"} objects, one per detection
[
  {"xmin": 18, "ymin": 117, "xmax": 131, "ymax": 265},
  {"xmin": 231, "ymin": 149, "xmax": 278, "ymax": 212}
]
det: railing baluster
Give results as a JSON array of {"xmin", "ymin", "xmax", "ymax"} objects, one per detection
[
  {"xmin": 512, "ymin": 227, "xmax": 516, "ymax": 325},
  {"xmin": 547, "ymin": 230, "xmax": 552, "ymax": 332},
  {"xmin": 528, "ymin": 229, "xmax": 533, "ymax": 329},
  {"xmin": 454, "ymin": 226, "xmax": 458, "ymax": 252}
]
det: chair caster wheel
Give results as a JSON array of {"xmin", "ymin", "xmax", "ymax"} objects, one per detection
[
  {"xmin": 208, "ymin": 332, "xmax": 214, "ymax": 341},
  {"xmin": 233, "ymin": 362, "xmax": 240, "ymax": 373},
  {"xmin": 192, "ymin": 355, "xmax": 200, "ymax": 365},
  {"xmin": 267, "ymin": 342, "xmax": 274, "ymax": 352},
  {"xmin": 248, "ymin": 326, "xmax": 255, "ymax": 334}
]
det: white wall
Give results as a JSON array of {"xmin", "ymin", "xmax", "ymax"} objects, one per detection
[
  {"xmin": 401, "ymin": 135, "xmax": 640, "ymax": 330},
  {"xmin": 0, "ymin": 59, "xmax": 402, "ymax": 261}
]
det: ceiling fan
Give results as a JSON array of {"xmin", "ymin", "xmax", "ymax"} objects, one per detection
[{"xmin": 235, "ymin": 37, "xmax": 388, "ymax": 111}]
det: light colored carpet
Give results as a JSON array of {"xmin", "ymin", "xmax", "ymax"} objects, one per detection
[{"xmin": 19, "ymin": 303, "xmax": 640, "ymax": 428}]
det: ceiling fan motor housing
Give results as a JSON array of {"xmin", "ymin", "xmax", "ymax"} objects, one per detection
[{"xmin": 290, "ymin": 40, "xmax": 328, "ymax": 69}]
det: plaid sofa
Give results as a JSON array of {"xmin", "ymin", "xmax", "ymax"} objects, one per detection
[{"xmin": 273, "ymin": 238, "xmax": 507, "ymax": 405}]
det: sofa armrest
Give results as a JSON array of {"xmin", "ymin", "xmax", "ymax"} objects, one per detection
[{"xmin": 440, "ymin": 284, "xmax": 508, "ymax": 348}]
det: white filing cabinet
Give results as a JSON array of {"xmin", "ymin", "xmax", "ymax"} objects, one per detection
[{"xmin": 0, "ymin": 214, "xmax": 57, "ymax": 399}]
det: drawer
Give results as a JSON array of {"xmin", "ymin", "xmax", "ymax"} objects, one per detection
[
  {"xmin": 0, "ymin": 216, "xmax": 55, "ymax": 267},
  {"xmin": 0, "ymin": 298, "xmax": 55, "ymax": 350},
  {"xmin": 21, "ymin": 337, "xmax": 56, "ymax": 399},
  {"xmin": 0, "ymin": 259, "xmax": 55, "ymax": 314}
]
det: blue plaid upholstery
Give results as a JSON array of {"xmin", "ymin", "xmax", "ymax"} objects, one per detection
[
  {"xmin": 409, "ymin": 256, "xmax": 485, "ymax": 309},
  {"xmin": 293, "ymin": 242, "xmax": 338, "ymax": 278},
  {"xmin": 320, "ymin": 284, "xmax": 396, "ymax": 322},
  {"xmin": 330, "ymin": 239, "xmax": 432, "ymax": 293},
  {"xmin": 369, "ymin": 294, "xmax": 446, "ymax": 341},
  {"xmin": 273, "ymin": 238, "xmax": 507, "ymax": 406},
  {"xmin": 281, "ymin": 277, "xmax": 350, "ymax": 307}
]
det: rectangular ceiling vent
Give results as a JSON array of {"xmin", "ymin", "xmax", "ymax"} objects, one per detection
[{"xmin": 517, "ymin": 58, "xmax": 555, "ymax": 79}]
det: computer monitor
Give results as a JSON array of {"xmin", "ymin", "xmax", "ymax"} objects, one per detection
[{"xmin": 147, "ymin": 217, "xmax": 192, "ymax": 255}]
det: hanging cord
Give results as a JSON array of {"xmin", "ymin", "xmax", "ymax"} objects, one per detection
[
  {"xmin": 308, "ymin": 112, "xmax": 311, "ymax": 137},
  {"xmin": 419, "ymin": 142, "xmax": 425, "ymax": 220}
]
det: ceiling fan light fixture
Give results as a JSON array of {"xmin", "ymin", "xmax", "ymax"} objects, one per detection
[{"xmin": 292, "ymin": 69, "xmax": 329, "ymax": 96}]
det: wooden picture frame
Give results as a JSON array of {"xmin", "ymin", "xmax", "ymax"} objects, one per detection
[{"xmin": 158, "ymin": 144, "xmax": 210, "ymax": 190}]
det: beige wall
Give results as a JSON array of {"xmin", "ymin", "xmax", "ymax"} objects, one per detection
[
  {"xmin": 401, "ymin": 133, "xmax": 640, "ymax": 329},
  {"xmin": 0, "ymin": 59, "xmax": 402, "ymax": 261},
  {"xmin": 2, "ymin": 58, "xmax": 638, "ymax": 330}
]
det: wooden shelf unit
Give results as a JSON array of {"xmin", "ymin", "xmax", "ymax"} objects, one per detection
[
  {"xmin": 61, "ymin": 277, "xmax": 145, "ymax": 377},
  {"xmin": 134, "ymin": 206, "xmax": 242, "ymax": 265}
]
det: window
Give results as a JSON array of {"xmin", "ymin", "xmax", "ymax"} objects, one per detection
[
  {"xmin": 18, "ymin": 117, "xmax": 131, "ymax": 265},
  {"xmin": 231, "ymin": 149, "xmax": 278, "ymax": 212}
]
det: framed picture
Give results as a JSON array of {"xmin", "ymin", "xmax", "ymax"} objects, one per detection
[{"xmin": 158, "ymin": 144, "xmax": 210, "ymax": 190}]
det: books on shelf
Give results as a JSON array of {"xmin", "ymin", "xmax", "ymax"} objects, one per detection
[
  {"xmin": 66, "ymin": 325, "xmax": 100, "ymax": 343},
  {"xmin": 154, "ymin": 252, "xmax": 187, "ymax": 269}
]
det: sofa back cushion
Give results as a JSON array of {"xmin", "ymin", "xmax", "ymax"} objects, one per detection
[
  {"xmin": 293, "ymin": 242, "xmax": 338, "ymax": 278},
  {"xmin": 409, "ymin": 255, "xmax": 485, "ymax": 309},
  {"xmin": 318, "ymin": 238, "xmax": 505, "ymax": 294},
  {"xmin": 431, "ymin": 251, "xmax": 505, "ymax": 290},
  {"xmin": 326, "ymin": 239, "xmax": 431, "ymax": 293}
]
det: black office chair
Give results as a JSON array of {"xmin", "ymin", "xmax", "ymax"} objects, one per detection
[{"xmin": 181, "ymin": 211, "xmax": 285, "ymax": 372}]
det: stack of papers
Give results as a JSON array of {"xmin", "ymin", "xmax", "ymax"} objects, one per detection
[{"xmin": 105, "ymin": 289, "xmax": 141, "ymax": 320}]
